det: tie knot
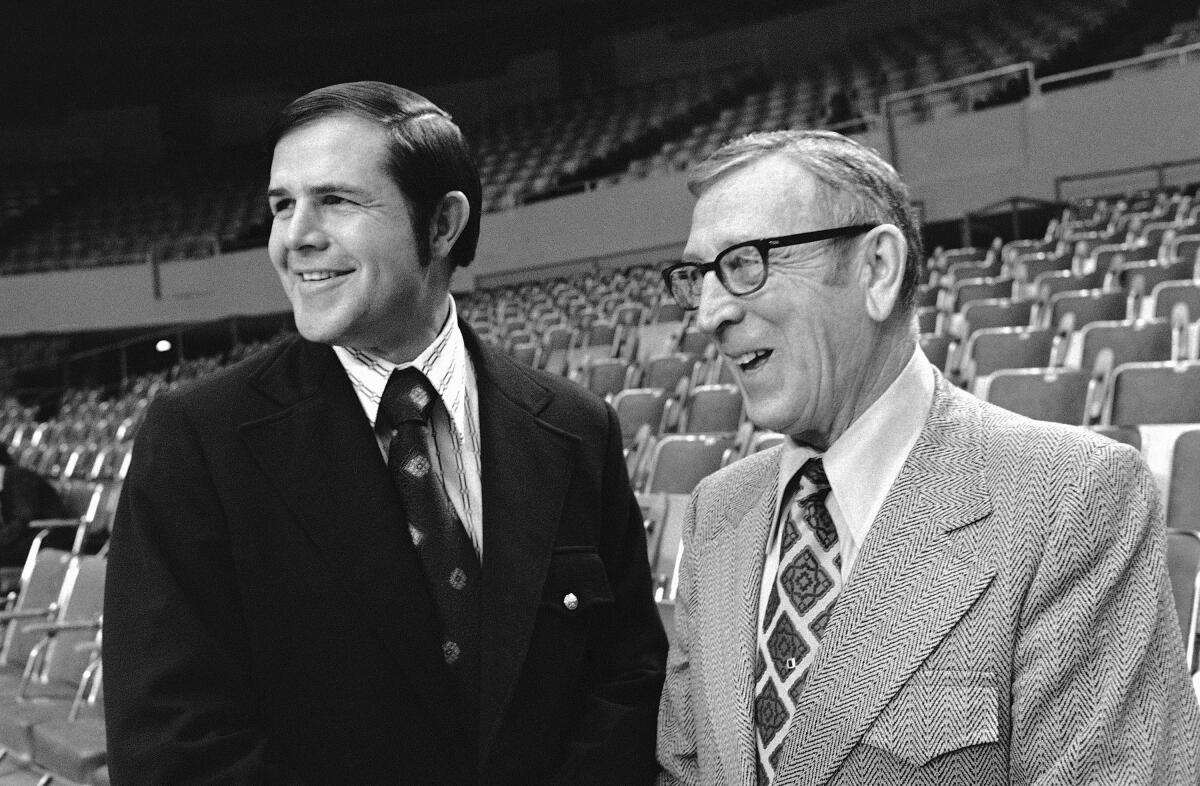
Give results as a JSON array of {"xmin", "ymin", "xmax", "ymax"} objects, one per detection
[
  {"xmin": 798, "ymin": 456, "xmax": 829, "ymax": 493},
  {"xmin": 380, "ymin": 367, "xmax": 438, "ymax": 425}
]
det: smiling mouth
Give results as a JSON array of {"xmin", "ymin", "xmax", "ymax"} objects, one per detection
[
  {"xmin": 298, "ymin": 270, "xmax": 352, "ymax": 282},
  {"xmin": 731, "ymin": 349, "xmax": 772, "ymax": 372}
]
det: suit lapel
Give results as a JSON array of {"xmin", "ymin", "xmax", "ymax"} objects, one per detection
[
  {"xmin": 697, "ymin": 450, "xmax": 781, "ymax": 781},
  {"xmin": 464, "ymin": 329, "xmax": 580, "ymax": 765},
  {"xmin": 773, "ymin": 374, "xmax": 1001, "ymax": 785},
  {"xmin": 238, "ymin": 339, "xmax": 467, "ymax": 741}
]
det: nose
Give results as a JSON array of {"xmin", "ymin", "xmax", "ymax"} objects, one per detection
[
  {"xmin": 282, "ymin": 200, "xmax": 328, "ymax": 252},
  {"xmin": 695, "ymin": 270, "xmax": 743, "ymax": 337}
]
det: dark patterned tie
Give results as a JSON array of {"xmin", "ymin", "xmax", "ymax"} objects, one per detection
[
  {"xmin": 379, "ymin": 367, "xmax": 481, "ymax": 726},
  {"xmin": 753, "ymin": 457, "xmax": 842, "ymax": 784}
]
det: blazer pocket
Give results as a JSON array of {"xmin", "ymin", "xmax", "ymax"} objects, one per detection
[
  {"xmin": 539, "ymin": 549, "xmax": 615, "ymax": 616},
  {"xmin": 862, "ymin": 670, "xmax": 999, "ymax": 767}
]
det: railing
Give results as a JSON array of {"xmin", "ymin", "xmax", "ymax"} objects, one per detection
[
  {"xmin": 1054, "ymin": 157, "xmax": 1200, "ymax": 202},
  {"xmin": 879, "ymin": 61, "xmax": 1037, "ymax": 168},
  {"xmin": 1037, "ymin": 41, "xmax": 1200, "ymax": 93}
]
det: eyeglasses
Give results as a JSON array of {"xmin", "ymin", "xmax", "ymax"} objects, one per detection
[{"xmin": 661, "ymin": 223, "xmax": 879, "ymax": 310}]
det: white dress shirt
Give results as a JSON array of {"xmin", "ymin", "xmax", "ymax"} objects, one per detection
[
  {"xmin": 758, "ymin": 346, "xmax": 935, "ymax": 623},
  {"xmin": 334, "ymin": 297, "xmax": 485, "ymax": 559}
]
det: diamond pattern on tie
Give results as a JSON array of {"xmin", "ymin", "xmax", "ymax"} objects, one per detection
[
  {"xmin": 754, "ymin": 457, "xmax": 843, "ymax": 785},
  {"xmin": 380, "ymin": 367, "xmax": 481, "ymax": 725}
]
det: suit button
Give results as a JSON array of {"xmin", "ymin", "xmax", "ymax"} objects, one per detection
[{"xmin": 563, "ymin": 592, "xmax": 579, "ymax": 611}]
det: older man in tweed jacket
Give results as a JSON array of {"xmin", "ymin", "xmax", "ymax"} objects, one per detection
[{"xmin": 655, "ymin": 130, "xmax": 1200, "ymax": 785}]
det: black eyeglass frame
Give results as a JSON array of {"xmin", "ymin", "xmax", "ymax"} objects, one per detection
[{"xmin": 661, "ymin": 222, "xmax": 880, "ymax": 309}]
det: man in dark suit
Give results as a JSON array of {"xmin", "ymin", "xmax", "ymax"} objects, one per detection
[
  {"xmin": 105, "ymin": 81, "xmax": 667, "ymax": 785},
  {"xmin": 0, "ymin": 445, "xmax": 66, "ymax": 569}
]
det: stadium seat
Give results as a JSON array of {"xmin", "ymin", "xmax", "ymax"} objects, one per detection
[
  {"xmin": 30, "ymin": 655, "xmax": 105, "ymax": 785},
  {"xmin": 1105, "ymin": 361, "xmax": 1200, "ymax": 425},
  {"xmin": 962, "ymin": 326, "xmax": 1056, "ymax": 387},
  {"xmin": 1166, "ymin": 529, "xmax": 1200, "ymax": 672},
  {"xmin": 1048, "ymin": 289, "xmax": 1128, "ymax": 330},
  {"xmin": 639, "ymin": 353, "xmax": 698, "ymax": 393},
  {"xmin": 1078, "ymin": 318, "xmax": 1173, "ymax": 372},
  {"xmin": 642, "ymin": 434, "xmax": 735, "ymax": 494},
  {"xmin": 979, "ymin": 367, "xmax": 1089, "ymax": 425},
  {"xmin": 613, "ymin": 388, "xmax": 670, "ymax": 449},
  {"xmin": 1152, "ymin": 281, "xmax": 1200, "ymax": 320},
  {"xmin": 1167, "ymin": 430, "xmax": 1200, "ymax": 533},
  {"xmin": 677, "ymin": 385, "xmax": 743, "ymax": 435},
  {"xmin": 578, "ymin": 358, "xmax": 631, "ymax": 400}
]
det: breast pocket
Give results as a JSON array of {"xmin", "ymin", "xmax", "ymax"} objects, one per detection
[
  {"xmin": 539, "ymin": 548, "xmax": 615, "ymax": 618},
  {"xmin": 862, "ymin": 670, "xmax": 999, "ymax": 767}
]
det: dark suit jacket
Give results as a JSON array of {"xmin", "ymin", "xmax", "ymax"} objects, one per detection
[
  {"xmin": 105, "ymin": 326, "xmax": 668, "ymax": 785},
  {"xmin": 0, "ymin": 463, "xmax": 67, "ymax": 566}
]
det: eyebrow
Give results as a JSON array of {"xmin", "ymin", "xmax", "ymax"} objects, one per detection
[{"xmin": 266, "ymin": 183, "xmax": 373, "ymax": 199}]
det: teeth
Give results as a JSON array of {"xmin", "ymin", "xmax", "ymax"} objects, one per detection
[
  {"xmin": 300, "ymin": 271, "xmax": 344, "ymax": 282},
  {"xmin": 731, "ymin": 349, "xmax": 769, "ymax": 367}
]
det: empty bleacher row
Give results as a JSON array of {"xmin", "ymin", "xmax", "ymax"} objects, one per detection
[{"xmin": 3, "ymin": 0, "xmax": 1181, "ymax": 278}]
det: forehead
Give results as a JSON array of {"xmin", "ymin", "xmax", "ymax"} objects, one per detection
[
  {"xmin": 269, "ymin": 113, "xmax": 392, "ymax": 189},
  {"xmin": 686, "ymin": 155, "xmax": 824, "ymax": 256}
]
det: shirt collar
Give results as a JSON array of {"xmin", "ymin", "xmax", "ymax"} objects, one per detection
[
  {"xmin": 777, "ymin": 345, "xmax": 934, "ymax": 547},
  {"xmin": 333, "ymin": 296, "xmax": 472, "ymax": 439}
]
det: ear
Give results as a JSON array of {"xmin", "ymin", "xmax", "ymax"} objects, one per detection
[
  {"xmin": 428, "ymin": 191, "xmax": 470, "ymax": 263},
  {"xmin": 859, "ymin": 224, "xmax": 907, "ymax": 323}
]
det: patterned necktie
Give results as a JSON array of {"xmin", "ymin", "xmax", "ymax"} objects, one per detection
[
  {"xmin": 379, "ymin": 367, "xmax": 481, "ymax": 724},
  {"xmin": 754, "ymin": 457, "xmax": 842, "ymax": 784}
]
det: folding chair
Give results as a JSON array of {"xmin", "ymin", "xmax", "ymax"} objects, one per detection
[
  {"xmin": 1048, "ymin": 289, "xmax": 1128, "ymax": 331},
  {"xmin": 678, "ymin": 385, "xmax": 743, "ymax": 436},
  {"xmin": 962, "ymin": 327, "xmax": 1055, "ymax": 388},
  {"xmin": 1166, "ymin": 530, "xmax": 1200, "ymax": 673},
  {"xmin": 979, "ymin": 367, "xmax": 1089, "ymax": 425},
  {"xmin": 1167, "ymin": 430, "xmax": 1200, "ymax": 533},
  {"xmin": 612, "ymin": 388, "xmax": 670, "ymax": 450},
  {"xmin": 643, "ymin": 435, "xmax": 734, "ymax": 495},
  {"xmin": 1078, "ymin": 318, "xmax": 1173, "ymax": 372},
  {"xmin": 1105, "ymin": 361, "xmax": 1200, "ymax": 425},
  {"xmin": 579, "ymin": 358, "xmax": 632, "ymax": 401},
  {"xmin": 30, "ymin": 651, "xmax": 105, "ymax": 785},
  {"xmin": 0, "ymin": 554, "xmax": 105, "ymax": 766},
  {"xmin": 640, "ymin": 353, "xmax": 698, "ymax": 393}
]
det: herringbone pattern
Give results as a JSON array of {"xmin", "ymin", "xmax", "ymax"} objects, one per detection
[{"xmin": 657, "ymin": 370, "xmax": 1200, "ymax": 786}]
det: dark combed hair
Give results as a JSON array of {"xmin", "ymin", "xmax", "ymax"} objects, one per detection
[{"xmin": 268, "ymin": 81, "xmax": 482, "ymax": 270}]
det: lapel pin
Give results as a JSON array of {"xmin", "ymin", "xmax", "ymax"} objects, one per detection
[
  {"xmin": 563, "ymin": 592, "xmax": 579, "ymax": 611},
  {"xmin": 785, "ymin": 657, "xmax": 799, "ymax": 671}
]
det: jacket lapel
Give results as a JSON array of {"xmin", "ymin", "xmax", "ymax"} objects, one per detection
[
  {"xmin": 237, "ymin": 339, "xmax": 467, "ymax": 741},
  {"xmin": 697, "ymin": 449, "xmax": 781, "ymax": 781},
  {"xmin": 773, "ymin": 374, "xmax": 1001, "ymax": 785},
  {"xmin": 463, "ymin": 328, "xmax": 580, "ymax": 766}
]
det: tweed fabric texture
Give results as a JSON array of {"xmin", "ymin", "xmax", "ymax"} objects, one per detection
[
  {"xmin": 755, "ymin": 458, "xmax": 841, "ymax": 784},
  {"xmin": 657, "ymin": 370, "xmax": 1200, "ymax": 785},
  {"xmin": 380, "ymin": 367, "xmax": 481, "ymax": 720}
]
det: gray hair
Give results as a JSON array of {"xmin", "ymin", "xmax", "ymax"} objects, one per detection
[{"xmin": 687, "ymin": 130, "xmax": 923, "ymax": 318}]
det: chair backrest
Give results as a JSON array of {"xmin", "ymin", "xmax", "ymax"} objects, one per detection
[
  {"xmin": 585, "ymin": 358, "xmax": 630, "ymax": 400},
  {"xmin": 1167, "ymin": 430, "xmax": 1200, "ymax": 533},
  {"xmin": 982, "ymin": 367, "xmax": 1089, "ymax": 425},
  {"xmin": 0, "ymin": 535, "xmax": 72, "ymax": 668},
  {"xmin": 613, "ymin": 388, "xmax": 669, "ymax": 447},
  {"xmin": 1090, "ymin": 425, "xmax": 1142, "ymax": 451},
  {"xmin": 39, "ymin": 554, "xmax": 106, "ymax": 687},
  {"xmin": 641, "ymin": 354, "xmax": 697, "ymax": 392},
  {"xmin": 1107, "ymin": 361, "xmax": 1200, "ymax": 425},
  {"xmin": 960, "ymin": 298, "xmax": 1033, "ymax": 337},
  {"xmin": 1078, "ymin": 318, "xmax": 1172, "ymax": 372},
  {"xmin": 645, "ymin": 435, "xmax": 734, "ymax": 494},
  {"xmin": 964, "ymin": 326, "xmax": 1055, "ymax": 382},
  {"xmin": 678, "ymin": 328, "xmax": 711, "ymax": 358},
  {"xmin": 586, "ymin": 320, "xmax": 618, "ymax": 348},
  {"xmin": 1166, "ymin": 529, "xmax": 1200, "ymax": 672},
  {"xmin": 951, "ymin": 277, "xmax": 1014, "ymax": 312},
  {"xmin": 1049, "ymin": 289, "xmax": 1127, "ymax": 330},
  {"xmin": 681, "ymin": 385, "xmax": 743, "ymax": 435},
  {"xmin": 541, "ymin": 325, "xmax": 574, "ymax": 352},
  {"xmin": 1152, "ymin": 281, "xmax": 1200, "ymax": 320}
]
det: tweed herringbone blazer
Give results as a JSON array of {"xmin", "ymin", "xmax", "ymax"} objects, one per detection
[{"xmin": 657, "ymin": 373, "xmax": 1200, "ymax": 785}]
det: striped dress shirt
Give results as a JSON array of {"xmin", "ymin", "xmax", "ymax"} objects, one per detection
[{"xmin": 333, "ymin": 297, "xmax": 484, "ymax": 559}]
